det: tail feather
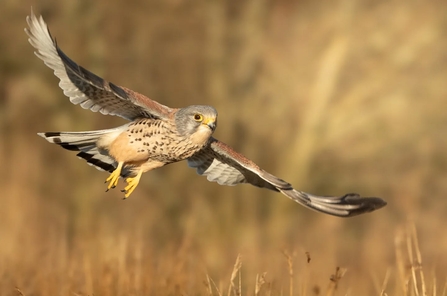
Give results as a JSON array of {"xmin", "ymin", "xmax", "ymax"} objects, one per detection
[
  {"xmin": 77, "ymin": 150, "xmax": 116, "ymax": 173},
  {"xmin": 38, "ymin": 130, "xmax": 118, "ymax": 173},
  {"xmin": 38, "ymin": 130, "xmax": 109, "ymax": 151}
]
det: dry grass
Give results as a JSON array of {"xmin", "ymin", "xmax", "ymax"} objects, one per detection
[{"xmin": 1, "ymin": 0, "xmax": 447, "ymax": 295}]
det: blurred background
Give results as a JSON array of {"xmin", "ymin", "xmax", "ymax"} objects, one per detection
[{"xmin": 1, "ymin": 0, "xmax": 447, "ymax": 295}]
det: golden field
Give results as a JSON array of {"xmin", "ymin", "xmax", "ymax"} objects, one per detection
[{"xmin": 1, "ymin": 0, "xmax": 447, "ymax": 295}]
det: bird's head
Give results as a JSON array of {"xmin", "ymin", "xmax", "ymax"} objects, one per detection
[{"xmin": 175, "ymin": 105, "xmax": 218, "ymax": 140}]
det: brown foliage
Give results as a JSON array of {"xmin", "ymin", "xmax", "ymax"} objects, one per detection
[{"xmin": 1, "ymin": 0, "xmax": 447, "ymax": 294}]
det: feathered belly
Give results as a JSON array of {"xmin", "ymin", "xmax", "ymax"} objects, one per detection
[
  {"xmin": 120, "ymin": 139, "xmax": 203, "ymax": 177},
  {"xmin": 108, "ymin": 118, "xmax": 208, "ymax": 173}
]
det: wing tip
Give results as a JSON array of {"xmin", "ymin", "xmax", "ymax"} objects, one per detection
[
  {"xmin": 341, "ymin": 193, "xmax": 387, "ymax": 215},
  {"xmin": 280, "ymin": 189, "xmax": 387, "ymax": 217},
  {"xmin": 329, "ymin": 193, "xmax": 387, "ymax": 217}
]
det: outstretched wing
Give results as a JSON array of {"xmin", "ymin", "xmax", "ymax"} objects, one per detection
[
  {"xmin": 25, "ymin": 9, "xmax": 173, "ymax": 121},
  {"xmin": 187, "ymin": 138, "xmax": 386, "ymax": 217}
]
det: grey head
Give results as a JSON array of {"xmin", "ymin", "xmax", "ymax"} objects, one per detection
[{"xmin": 175, "ymin": 105, "xmax": 218, "ymax": 137}]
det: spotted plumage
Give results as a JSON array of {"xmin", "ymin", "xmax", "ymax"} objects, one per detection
[{"xmin": 26, "ymin": 9, "xmax": 386, "ymax": 217}]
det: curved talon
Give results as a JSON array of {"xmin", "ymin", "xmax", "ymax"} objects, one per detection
[
  {"xmin": 105, "ymin": 162, "xmax": 124, "ymax": 191},
  {"xmin": 123, "ymin": 169, "xmax": 143, "ymax": 198}
]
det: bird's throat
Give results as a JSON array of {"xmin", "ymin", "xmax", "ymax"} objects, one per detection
[{"xmin": 189, "ymin": 125, "xmax": 213, "ymax": 147}]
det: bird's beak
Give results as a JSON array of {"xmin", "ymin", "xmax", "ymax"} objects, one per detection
[{"xmin": 203, "ymin": 118, "xmax": 217, "ymax": 131}]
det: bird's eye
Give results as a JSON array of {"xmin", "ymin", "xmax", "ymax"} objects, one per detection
[{"xmin": 194, "ymin": 114, "xmax": 203, "ymax": 121}]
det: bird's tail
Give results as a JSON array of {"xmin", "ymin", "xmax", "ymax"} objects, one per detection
[{"xmin": 38, "ymin": 129, "xmax": 120, "ymax": 173}]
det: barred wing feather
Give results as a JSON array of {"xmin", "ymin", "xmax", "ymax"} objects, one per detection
[
  {"xmin": 188, "ymin": 138, "xmax": 387, "ymax": 217},
  {"xmin": 25, "ymin": 9, "xmax": 173, "ymax": 121}
]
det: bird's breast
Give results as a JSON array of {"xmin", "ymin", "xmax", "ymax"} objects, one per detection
[{"xmin": 115, "ymin": 118, "xmax": 207, "ymax": 164}]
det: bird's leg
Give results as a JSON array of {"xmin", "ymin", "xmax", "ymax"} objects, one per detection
[
  {"xmin": 122, "ymin": 169, "xmax": 143, "ymax": 198},
  {"xmin": 105, "ymin": 161, "xmax": 124, "ymax": 191}
]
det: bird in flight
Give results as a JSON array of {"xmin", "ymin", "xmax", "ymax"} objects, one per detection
[{"xmin": 25, "ymin": 9, "xmax": 386, "ymax": 217}]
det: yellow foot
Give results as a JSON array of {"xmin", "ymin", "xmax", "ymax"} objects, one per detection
[
  {"xmin": 122, "ymin": 169, "xmax": 143, "ymax": 198},
  {"xmin": 105, "ymin": 162, "xmax": 124, "ymax": 191}
]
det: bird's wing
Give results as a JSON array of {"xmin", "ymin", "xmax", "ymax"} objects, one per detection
[
  {"xmin": 187, "ymin": 138, "xmax": 386, "ymax": 217},
  {"xmin": 25, "ymin": 9, "xmax": 173, "ymax": 121}
]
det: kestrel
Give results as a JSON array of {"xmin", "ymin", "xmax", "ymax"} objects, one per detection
[{"xmin": 26, "ymin": 10, "xmax": 386, "ymax": 217}]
